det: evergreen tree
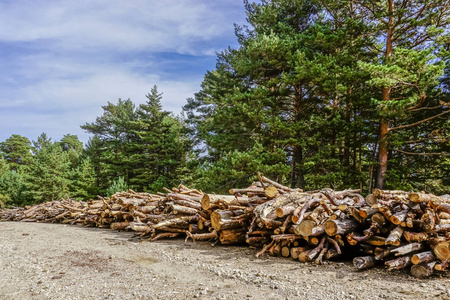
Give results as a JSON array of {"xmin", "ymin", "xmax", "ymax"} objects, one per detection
[
  {"xmin": 26, "ymin": 142, "xmax": 72, "ymax": 203},
  {"xmin": 81, "ymin": 99, "xmax": 138, "ymax": 191},
  {"xmin": 354, "ymin": 0, "xmax": 450, "ymax": 188},
  {"xmin": 130, "ymin": 85, "xmax": 189, "ymax": 192},
  {"xmin": 0, "ymin": 134, "xmax": 33, "ymax": 171}
]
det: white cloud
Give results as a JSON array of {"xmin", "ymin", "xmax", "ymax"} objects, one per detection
[
  {"xmin": 0, "ymin": 0, "xmax": 243, "ymax": 54},
  {"xmin": 0, "ymin": 0, "xmax": 247, "ymax": 144}
]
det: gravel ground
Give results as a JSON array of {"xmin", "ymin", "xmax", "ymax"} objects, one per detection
[{"xmin": 0, "ymin": 222, "xmax": 449, "ymax": 300}]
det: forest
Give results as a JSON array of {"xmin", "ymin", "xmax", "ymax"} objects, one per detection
[{"xmin": 0, "ymin": 0, "xmax": 449, "ymax": 208}]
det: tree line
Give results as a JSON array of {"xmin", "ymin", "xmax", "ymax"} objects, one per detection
[{"xmin": 1, "ymin": 0, "xmax": 449, "ymax": 207}]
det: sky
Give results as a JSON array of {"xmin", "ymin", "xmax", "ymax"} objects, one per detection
[{"xmin": 0, "ymin": 0, "xmax": 248, "ymax": 144}]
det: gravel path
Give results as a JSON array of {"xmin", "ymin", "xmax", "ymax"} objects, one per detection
[{"xmin": 0, "ymin": 222, "xmax": 449, "ymax": 300}]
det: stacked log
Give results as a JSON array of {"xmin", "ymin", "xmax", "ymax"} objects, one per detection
[
  {"xmin": 187, "ymin": 173, "xmax": 297, "ymax": 245},
  {"xmin": 1, "ymin": 175, "xmax": 449, "ymax": 278},
  {"xmin": 350, "ymin": 190, "xmax": 450, "ymax": 278},
  {"xmin": 0, "ymin": 191, "xmax": 165, "ymax": 229},
  {"xmin": 251, "ymin": 188, "xmax": 364, "ymax": 264}
]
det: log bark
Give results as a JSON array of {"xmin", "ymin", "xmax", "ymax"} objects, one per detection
[
  {"xmin": 391, "ymin": 243, "xmax": 424, "ymax": 256},
  {"xmin": 353, "ymin": 256, "xmax": 376, "ymax": 270},
  {"xmin": 410, "ymin": 261, "xmax": 436, "ymax": 278},
  {"xmin": 219, "ymin": 228, "xmax": 246, "ymax": 245},
  {"xmin": 411, "ymin": 251, "xmax": 435, "ymax": 265},
  {"xmin": 385, "ymin": 255, "xmax": 412, "ymax": 270},
  {"xmin": 324, "ymin": 219, "xmax": 359, "ymax": 236},
  {"xmin": 431, "ymin": 241, "xmax": 450, "ymax": 261},
  {"xmin": 385, "ymin": 226, "xmax": 404, "ymax": 246}
]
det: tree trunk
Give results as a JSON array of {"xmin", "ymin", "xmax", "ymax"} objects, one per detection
[{"xmin": 376, "ymin": 0, "xmax": 395, "ymax": 189}]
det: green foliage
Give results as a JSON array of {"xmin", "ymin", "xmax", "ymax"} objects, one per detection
[
  {"xmin": 1, "ymin": 1, "xmax": 449, "ymax": 203},
  {"xmin": 82, "ymin": 86, "xmax": 191, "ymax": 194},
  {"xmin": 25, "ymin": 143, "xmax": 72, "ymax": 203},
  {"xmin": 183, "ymin": 0, "xmax": 449, "ymax": 194},
  {"xmin": 106, "ymin": 176, "xmax": 128, "ymax": 197},
  {"xmin": 0, "ymin": 134, "xmax": 33, "ymax": 171},
  {"xmin": 189, "ymin": 143, "xmax": 290, "ymax": 193}
]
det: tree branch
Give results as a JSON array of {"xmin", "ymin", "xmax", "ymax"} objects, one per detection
[
  {"xmin": 388, "ymin": 110, "xmax": 450, "ymax": 132},
  {"xmin": 392, "ymin": 149, "xmax": 450, "ymax": 156}
]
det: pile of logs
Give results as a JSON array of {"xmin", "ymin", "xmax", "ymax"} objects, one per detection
[{"xmin": 1, "ymin": 173, "xmax": 449, "ymax": 279}]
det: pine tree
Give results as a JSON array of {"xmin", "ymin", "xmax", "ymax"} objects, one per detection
[
  {"xmin": 26, "ymin": 142, "xmax": 72, "ymax": 203},
  {"xmin": 354, "ymin": 0, "xmax": 450, "ymax": 188},
  {"xmin": 0, "ymin": 134, "xmax": 33, "ymax": 171},
  {"xmin": 81, "ymin": 99, "xmax": 138, "ymax": 190},
  {"xmin": 130, "ymin": 86, "xmax": 189, "ymax": 192}
]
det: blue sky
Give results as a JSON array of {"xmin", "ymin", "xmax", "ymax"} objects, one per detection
[{"xmin": 0, "ymin": 1, "xmax": 248, "ymax": 144}]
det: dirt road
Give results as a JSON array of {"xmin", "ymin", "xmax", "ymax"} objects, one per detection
[{"xmin": 0, "ymin": 222, "xmax": 449, "ymax": 300}]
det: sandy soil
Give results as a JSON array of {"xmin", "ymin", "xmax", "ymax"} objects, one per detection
[{"xmin": 0, "ymin": 222, "xmax": 449, "ymax": 300}]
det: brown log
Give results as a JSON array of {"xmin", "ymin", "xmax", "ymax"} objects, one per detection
[
  {"xmin": 431, "ymin": 241, "xmax": 450, "ymax": 261},
  {"xmin": 229, "ymin": 187, "xmax": 265, "ymax": 195},
  {"xmin": 434, "ymin": 260, "xmax": 448, "ymax": 271},
  {"xmin": 290, "ymin": 247, "xmax": 308, "ymax": 259},
  {"xmin": 391, "ymin": 243, "xmax": 424, "ymax": 256},
  {"xmin": 186, "ymin": 230, "xmax": 218, "ymax": 242},
  {"xmin": 324, "ymin": 247, "xmax": 338, "ymax": 260},
  {"xmin": 254, "ymin": 191, "xmax": 308, "ymax": 224},
  {"xmin": 373, "ymin": 189, "xmax": 409, "ymax": 200},
  {"xmin": 408, "ymin": 192, "xmax": 441, "ymax": 204},
  {"xmin": 385, "ymin": 255, "xmax": 412, "ymax": 270},
  {"xmin": 210, "ymin": 210, "xmax": 246, "ymax": 231},
  {"xmin": 359, "ymin": 207, "xmax": 378, "ymax": 219},
  {"xmin": 353, "ymin": 256, "xmax": 376, "ymax": 270},
  {"xmin": 304, "ymin": 237, "xmax": 326, "ymax": 261},
  {"xmin": 188, "ymin": 224, "xmax": 204, "ymax": 234},
  {"xmin": 281, "ymin": 246, "xmax": 291, "ymax": 257},
  {"xmin": 269, "ymin": 242, "xmax": 281, "ymax": 256},
  {"xmin": 170, "ymin": 204, "xmax": 198, "ymax": 215},
  {"xmin": 363, "ymin": 236, "xmax": 386, "ymax": 246},
  {"xmin": 293, "ymin": 219, "xmax": 315, "ymax": 237},
  {"xmin": 437, "ymin": 204, "xmax": 450, "ymax": 214},
  {"xmin": 385, "ymin": 226, "xmax": 404, "ymax": 246},
  {"xmin": 371, "ymin": 213, "xmax": 386, "ymax": 225},
  {"xmin": 435, "ymin": 223, "xmax": 450, "ymax": 233},
  {"xmin": 420, "ymin": 209, "xmax": 436, "ymax": 232},
  {"xmin": 410, "ymin": 261, "xmax": 436, "ymax": 278},
  {"xmin": 324, "ymin": 218, "xmax": 359, "ymax": 236},
  {"xmin": 276, "ymin": 205, "xmax": 296, "ymax": 218},
  {"xmin": 315, "ymin": 244, "xmax": 328, "ymax": 264},
  {"xmin": 246, "ymin": 236, "xmax": 270, "ymax": 248},
  {"xmin": 201, "ymin": 194, "xmax": 238, "ymax": 210},
  {"xmin": 390, "ymin": 210, "xmax": 408, "ymax": 225},
  {"xmin": 374, "ymin": 247, "xmax": 391, "ymax": 260},
  {"xmin": 151, "ymin": 216, "xmax": 196, "ymax": 229},
  {"xmin": 270, "ymin": 234, "xmax": 302, "ymax": 242},
  {"xmin": 171, "ymin": 199, "xmax": 202, "ymax": 210},
  {"xmin": 219, "ymin": 228, "xmax": 246, "ymax": 245},
  {"xmin": 309, "ymin": 237, "xmax": 320, "ymax": 246},
  {"xmin": 403, "ymin": 231, "xmax": 428, "ymax": 243},
  {"xmin": 256, "ymin": 240, "xmax": 275, "ymax": 258},
  {"xmin": 365, "ymin": 194, "xmax": 378, "ymax": 206},
  {"xmin": 265, "ymin": 186, "xmax": 279, "ymax": 199},
  {"xmin": 294, "ymin": 198, "xmax": 322, "ymax": 225},
  {"xmin": 110, "ymin": 222, "xmax": 130, "ymax": 230},
  {"xmin": 327, "ymin": 237, "xmax": 342, "ymax": 254},
  {"xmin": 411, "ymin": 251, "xmax": 435, "ymax": 265},
  {"xmin": 150, "ymin": 232, "xmax": 180, "ymax": 242}
]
